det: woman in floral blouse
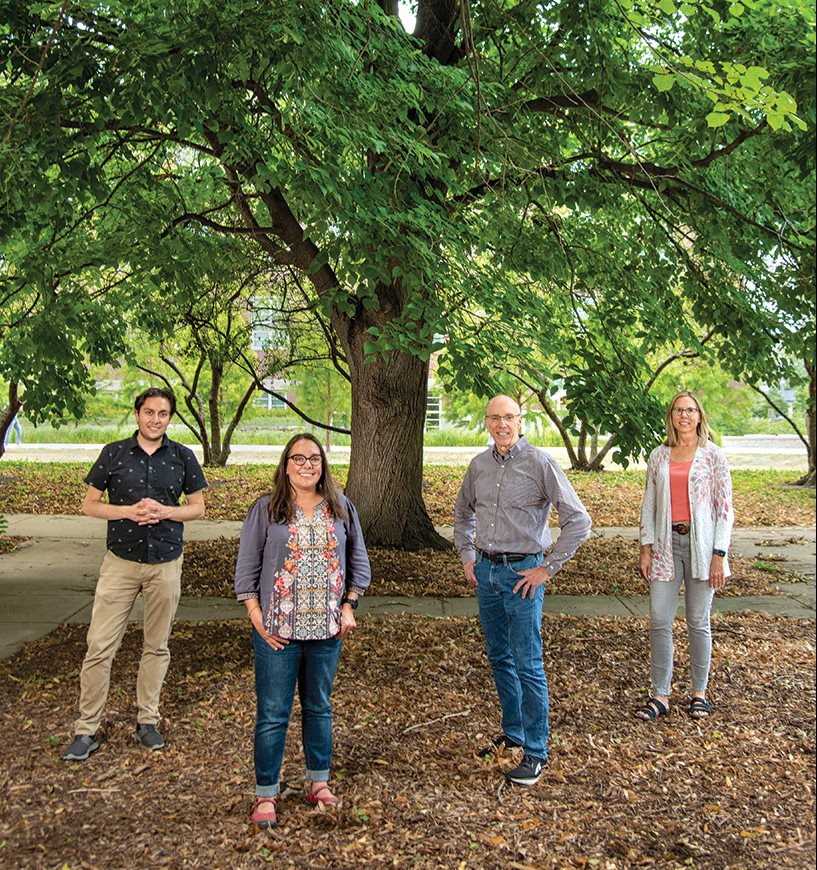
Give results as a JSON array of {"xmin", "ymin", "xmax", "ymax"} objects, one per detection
[
  {"xmin": 235, "ymin": 433, "xmax": 371, "ymax": 828},
  {"xmin": 635, "ymin": 391, "xmax": 734, "ymax": 723}
]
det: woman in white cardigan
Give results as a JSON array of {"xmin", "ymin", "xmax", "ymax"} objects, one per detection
[{"xmin": 635, "ymin": 391, "xmax": 734, "ymax": 721}]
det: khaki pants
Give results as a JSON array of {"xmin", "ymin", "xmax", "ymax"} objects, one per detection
[{"xmin": 74, "ymin": 550, "xmax": 183, "ymax": 735}]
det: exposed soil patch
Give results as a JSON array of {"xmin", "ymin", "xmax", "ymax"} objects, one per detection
[{"xmin": 0, "ymin": 613, "xmax": 813, "ymax": 869}]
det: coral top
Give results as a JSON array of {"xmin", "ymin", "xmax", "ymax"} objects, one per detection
[{"xmin": 669, "ymin": 459, "xmax": 692, "ymax": 523}]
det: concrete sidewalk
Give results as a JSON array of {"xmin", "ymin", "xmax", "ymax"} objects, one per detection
[{"xmin": 1, "ymin": 514, "xmax": 814, "ymax": 660}]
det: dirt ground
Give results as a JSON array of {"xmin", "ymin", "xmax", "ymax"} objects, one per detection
[{"xmin": 0, "ymin": 612, "xmax": 813, "ymax": 869}]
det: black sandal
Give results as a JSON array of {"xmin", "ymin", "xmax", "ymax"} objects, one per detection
[
  {"xmin": 688, "ymin": 697, "xmax": 713, "ymax": 719},
  {"xmin": 634, "ymin": 697, "xmax": 669, "ymax": 721}
]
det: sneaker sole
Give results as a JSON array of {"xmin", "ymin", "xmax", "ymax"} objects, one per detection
[
  {"xmin": 134, "ymin": 735, "xmax": 165, "ymax": 751},
  {"xmin": 506, "ymin": 774, "xmax": 542, "ymax": 786},
  {"xmin": 63, "ymin": 740, "xmax": 99, "ymax": 761}
]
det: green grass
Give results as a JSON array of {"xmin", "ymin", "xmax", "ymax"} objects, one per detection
[{"xmin": 13, "ymin": 420, "xmax": 586, "ymax": 449}]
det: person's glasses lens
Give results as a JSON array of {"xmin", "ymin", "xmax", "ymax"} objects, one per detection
[{"xmin": 290, "ymin": 454, "xmax": 322, "ymax": 466}]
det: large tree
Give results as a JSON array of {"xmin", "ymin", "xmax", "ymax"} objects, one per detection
[{"xmin": 1, "ymin": 0, "xmax": 813, "ymax": 536}]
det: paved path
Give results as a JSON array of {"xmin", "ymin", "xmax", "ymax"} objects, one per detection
[{"xmin": 1, "ymin": 515, "xmax": 813, "ymax": 661}]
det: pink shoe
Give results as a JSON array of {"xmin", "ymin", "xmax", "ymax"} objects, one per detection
[
  {"xmin": 306, "ymin": 783, "xmax": 339, "ymax": 806},
  {"xmin": 252, "ymin": 796, "xmax": 277, "ymax": 828}
]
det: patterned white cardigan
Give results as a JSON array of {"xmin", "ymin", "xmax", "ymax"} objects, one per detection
[{"xmin": 639, "ymin": 440, "xmax": 734, "ymax": 583}]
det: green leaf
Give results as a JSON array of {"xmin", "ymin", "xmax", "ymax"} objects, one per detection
[
  {"xmin": 706, "ymin": 111, "xmax": 731, "ymax": 127},
  {"xmin": 652, "ymin": 73, "xmax": 675, "ymax": 92}
]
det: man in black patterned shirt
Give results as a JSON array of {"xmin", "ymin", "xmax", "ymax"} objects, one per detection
[
  {"xmin": 63, "ymin": 387, "xmax": 207, "ymax": 761},
  {"xmin": 454, "ymin": 395, "xmax": 591, "ymax": 786}
]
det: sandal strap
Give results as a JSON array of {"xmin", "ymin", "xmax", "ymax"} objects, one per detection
[
  {"xmin": 689, "ymin": 697, "xmax": 712, "ymax": 714},
  {"xmin": 636, "ymin": 697, "xmax": 668, "ymax": 719}
]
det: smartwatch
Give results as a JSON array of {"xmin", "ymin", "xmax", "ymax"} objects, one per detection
[
  {"xmin": 712, "ymin": 549, "xmax": 726, "ymax": 558},
  {"xmin": 341, "ymin": 597, "xmax": 358, "ymax": 609}
]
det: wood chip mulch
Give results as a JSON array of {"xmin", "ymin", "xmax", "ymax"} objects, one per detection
[
  {"xmin": 181, "ymin": 536, "xmax": 794, "ymax": 599},
  {"xmin": 0, "ymin": 613, "xmax": 813, "ymax": 868},
  {"xmin": 0, "ymin": 535, "xmax": 28, "ymax": 555}
]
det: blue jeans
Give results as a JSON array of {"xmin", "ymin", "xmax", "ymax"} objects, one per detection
[
  {"xmin": 475, "ymin": 552, "xmax": 549, "ymax": 760},
  {"xmin": 252, "ymin": 629, "xmax": 343, "ymax": 798}
]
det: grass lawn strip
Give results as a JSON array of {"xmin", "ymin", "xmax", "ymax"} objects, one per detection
[{"xmin": 0, "ymin": 613, "xmax": 813, "ymax": 868}]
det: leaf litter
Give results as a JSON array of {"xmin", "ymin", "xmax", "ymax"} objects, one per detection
[
  {"xmin": 181, "ymin": 536, "xmax": 791, "ymax": 599},
  {"xmin": 0, "ymin": 612, "xmax": 813, "ymax": 869}
]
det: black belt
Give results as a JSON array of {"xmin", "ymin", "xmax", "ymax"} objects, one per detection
[
  {"xmin": 478, "ymin": 549, "xmax": 535, "ymax": 564},
  {"xmin": 672, "ymin": 523, "xmax": 690, "ymax": 535}
]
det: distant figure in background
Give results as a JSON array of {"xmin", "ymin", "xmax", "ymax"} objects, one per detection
[
  {"xmin": 3, "ymin": 411, "xmax": 22, "ymax": 446},
  {"xmin": 62, "ymin": 387, "xmax": 207, "ymax": 761},
  {"xmin": 636, "ymin": 390, "xmax": 734, "ymax": 723}
]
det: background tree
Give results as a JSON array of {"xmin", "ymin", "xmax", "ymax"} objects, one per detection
[{"xmin": 1, "ymin": 0, "xmax": 813, "ymax": 531}]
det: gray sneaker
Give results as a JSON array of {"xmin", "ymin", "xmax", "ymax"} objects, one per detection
[
  {"xmin": 135, "ymin": 723, "xmax": 165, "ymax": 751},
  {"xmin": 505, "ymin": 754, "xmax": 547, "ymax": 786},
  {"xmin": 63, "ymin": 734, "xmax": 99, "ymax": 761}
]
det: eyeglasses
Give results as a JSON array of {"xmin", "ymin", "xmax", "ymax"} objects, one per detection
[
  {"xmin": 485, "ymin": 414, "xmax": 520, "ymax": 424},
  {"xmin": 672, "ymin": 406, "xmax": 700, "ymax": 416},
  {"xmin": 289, "ymin": 454, "xmax": 322, "ymax": 467}
]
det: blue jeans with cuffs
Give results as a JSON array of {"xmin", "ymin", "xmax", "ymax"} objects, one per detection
[
  {"xmin": 474, "ymin": 551, "xmax": 549, "ymax": 761},
  {"xmin": 252, "ymin": 629, "xmax": 343, "ymax": 798}
]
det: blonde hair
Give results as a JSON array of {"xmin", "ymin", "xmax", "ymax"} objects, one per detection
[{"xmin": 664, "ymin": 391, "xmax": 713, "ymax": 447}]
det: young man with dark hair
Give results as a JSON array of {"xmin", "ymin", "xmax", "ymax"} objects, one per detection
[{"xmin": 63, "ymin": 388, "xmax": 207, "ymax": 760}]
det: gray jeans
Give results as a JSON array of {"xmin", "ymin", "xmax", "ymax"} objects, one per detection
[{"xmin": 649, "ymin": 530, "xmax": 715, "ymax": 697}]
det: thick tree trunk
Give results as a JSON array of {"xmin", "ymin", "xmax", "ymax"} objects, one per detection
[{"xmin": 337, "ymin": 321, "xmax": 449, "ymax": 549}]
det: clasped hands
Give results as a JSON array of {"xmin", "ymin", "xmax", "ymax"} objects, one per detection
[{"xmin": 128, "ymin": 497, "xmax": 172, "ymax": 525}]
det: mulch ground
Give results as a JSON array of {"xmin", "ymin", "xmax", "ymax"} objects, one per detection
[
  {"xmin": 0, "ymin": 535, "xmax": 27, "ymax": 555},
  {"xmin": 0, "ymin": 613, "xmax": 813, "ymax": 869},
  {"xmin": 0, "ymin": 463, "xmax": 814, "ymax": 527},
  {"xmin": 181, "ymin": 536, "xmax": 797, "ymax": 599}
]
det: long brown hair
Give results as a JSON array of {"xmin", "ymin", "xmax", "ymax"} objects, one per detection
[
  {"xmin": 267, "ymin": 433, "xmax": 348, "ymax": 524},
  {"xmin": 664, "ymin": 391, "xmax": 714, "ymax": 447}
]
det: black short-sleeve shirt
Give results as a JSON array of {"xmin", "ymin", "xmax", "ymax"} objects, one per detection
[{"xmin": 85, "ymin": 433, "xmax": 208, "ymax": 564}]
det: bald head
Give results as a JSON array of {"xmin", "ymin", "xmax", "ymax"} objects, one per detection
[
  {"xmin": 484, "ymin": 395, "xmax": 522, "ymax": 455},
  {"xmin": 485, "ymin": 395, "xmax": 521, "ymax": 417}
]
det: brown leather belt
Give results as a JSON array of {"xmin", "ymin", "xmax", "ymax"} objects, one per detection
[{"xmin": 672, "ymin": 523, "xmax": 690, "ymax": 535}]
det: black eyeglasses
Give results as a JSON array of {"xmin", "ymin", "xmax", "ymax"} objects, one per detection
[{"xmin": 289, "ymin": 454, "xmax": 323, "ymax": 467}]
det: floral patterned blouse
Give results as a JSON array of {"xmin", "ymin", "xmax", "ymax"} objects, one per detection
[
  {"xmin": 234, "ymin": 495, "xmax": 371, "ymax": 640},
  {"xmin": 639, "ymin": 441, "xmax": 734, "ymax": 583}
]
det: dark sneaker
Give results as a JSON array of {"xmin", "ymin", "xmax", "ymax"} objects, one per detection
[
  {"xmin": 63, "ymin": 734, "xmax": 99, "ymax": 761},
  {"xmin": 505, "ymin": 754, "xmax": 547, "ymax": 786},
  {"xmin": 478, "ymin": 734, "xmax": 522, "ymax": 759},
  {"xmin": 135, "ymin": 723, "xmax": 165, "ymax": 751}
]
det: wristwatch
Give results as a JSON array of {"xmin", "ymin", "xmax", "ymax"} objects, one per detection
[
  {"xmin": 341, "ymin": 597, "xmax": 358, "ymax": 609},
  {"xmin": 712, "ymin": 549, "xmax": 727, "ymax": 557}
]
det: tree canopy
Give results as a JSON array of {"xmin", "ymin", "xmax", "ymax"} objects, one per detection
[{"xmin": 1, "ymin": 0, "xmax": 814, "ymax": 530}]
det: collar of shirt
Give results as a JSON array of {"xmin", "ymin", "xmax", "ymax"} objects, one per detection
[
  {"xmin": 128, "ymin": 430, "xmax": 170, "ymax": 455},
  {"xmin": 492, "ymin": 435, "xmax": 529, "ymax": 464}
]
